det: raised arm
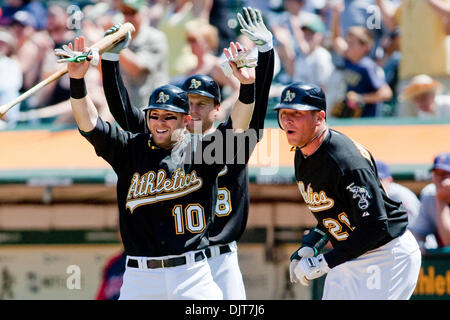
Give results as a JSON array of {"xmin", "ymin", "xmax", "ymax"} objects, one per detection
[
  {"xmin": 67, "ymin": 37, "xmax": 98, "ymax": 132},
  {"xmin": 330, "ymin": 0, "xmax": 347, "ymax": 56},
  {"xmin": 223, "ymin": 42, "xmax": 256, "ymax": 133},
  {"xmin": 237, "ymin": 7, "xmax": 275, "ymax": 141},
  {"xmin": 101, "ymin": 25, "xmax": 145, "ymax": 133},
  {"xmin": 375, "ymin": 0, "xmax": 399, "ymax": 31}
]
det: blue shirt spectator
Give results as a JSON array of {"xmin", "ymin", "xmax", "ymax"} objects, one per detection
[
  {"xmin": 0, "ymin": 0, "xmax": 47, "ymax": 30},
  {"xmin": 410, "ymin": 153, "xmax": 450, "ymax": 249},
  {"xmin": 341, "ymin": 55, "xmax": 387, "ymax": 116}
]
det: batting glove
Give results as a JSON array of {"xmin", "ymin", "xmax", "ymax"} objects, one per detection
[
  {"xmin": 54, "ymin": 45, "xmax": 99, "ymax": 66},
  {"xmin": 102, "ymin": 24, "xmax": 131, "ymax": 61},
  {"xmin": 221, "ymin": 49, "xmax": 258, "ymax": 78},
  {"xmin": 294, "ymin": 254, "xmax": 330, "ymax": 286},
  {"xmin": 289, "ymin": 246, "xmax": 315, "ymax": 284},
  {"xmin": 237, "ymin": 7, "xmax": 273, "ymax": 52}
]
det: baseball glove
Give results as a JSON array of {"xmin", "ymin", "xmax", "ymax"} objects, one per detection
[{"xmin": 331, "ymin": 91, "xmax": 364, "ymax": 118}]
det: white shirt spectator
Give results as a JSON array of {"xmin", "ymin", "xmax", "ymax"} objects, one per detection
[
  {"xmin": 0, "ymin": 55, "xmax": 23, "ymax": 128},
  {"xmin": 417, "ymin": 95, "xmax": 450, "ymax": 119},
  {"xmin": 292, "ymin": 46, "xmax": 334, "ymax": 87}
]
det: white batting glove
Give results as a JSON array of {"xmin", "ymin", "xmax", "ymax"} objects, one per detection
[
  {"xmin": 289, "ymin": 259, "xmax": 301, "ymax": 284},
  {"xmin": 221, "ymin": 49, "xmax": 258, "ymax": 78},
  {"xmin": 297, "ymin": 246, "xmax": 315, "ymax": 258},
  {"xmin": 102, "ymin": 24, "xmax": 131, "ymax": 61},
  {"xmin": 54, "ymin": 45, "xmax": 99, "ymax": 66},
  {"xmin": 294, "ymin": 254, "xmax": 330, "ymax": 286},
  {"xmin": 237, "ymin": 7, "xmax": 273, "ymax": 52},
  {"xmin": 289, "ymin": 246, "xmax": 316, "ymax": 284}
]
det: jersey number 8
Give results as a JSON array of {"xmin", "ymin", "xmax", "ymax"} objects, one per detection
[{"xmin": 215, "ymin": 187, "xmax": 232, "ymax": 217}]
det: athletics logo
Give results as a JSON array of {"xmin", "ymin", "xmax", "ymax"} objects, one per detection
[
  {"xmin": 346, "ymin": 182, "xmax": 372, "ymax": 210},
  {"xmin": 189, "ymin": 79, "xmax": 202, "ymax": 90},
  {"xmin": 283, "ymin": 90, "xmax": 296, "ymax": 103},
  {"xmin": 156, "ymin": 91, "xmax": 170, "ymax": 104},
  {"xmin": 297, "ymin": 181, "xmax": 334, "ymax": 212},
  {"xmin": 126, "ymin": 169, "xmax": 203, "ymax": 213}
]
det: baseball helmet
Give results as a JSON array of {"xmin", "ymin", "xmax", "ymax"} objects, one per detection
[
  {"xmin": 143, "ymin": 84, "xmax": 190, "ymax": 114},
  {"xmin": 273, "ymin": 82, "xmax": 327, "ymax": 129},
  {"xmin": 182, "ymin": 74, "xmax": 221, "ymax": 104}
]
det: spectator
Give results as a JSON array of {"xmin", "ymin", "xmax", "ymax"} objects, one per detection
[
  {"xmin": 115, "ymin": 0, "xmax": 169, "ymax": 108},
  {"xmin": 272, "ymin": 0, "xmax": 319, "ymax": 73},
  {"xmin": 410, "ymin": 152, "xmax": 450, "ymax": 249},
  {"xmin": 399, "ymin": 74, "xmax": 450, "ymax": 119},
  {"xmin": 328, "ymin": 2, "xmax": 392, "ymax": 118},
  {"xmin": 96, "ymin": 250, "xmax": 126, "ymax": 300},
  {"xmin": 0, "ymin": 0, "xmax": 47, "ymax": 30},
  {"xmin": 376, "ymin": 0, "xmax": 450, "ymax": 117},
  {"xmin": 376, "ymin": 28, "xmax": 401, "ymax": 115},
  {"xmin": 15, "ymin": 4, "xmax": 114, "ymax": 126},
  {"xmin": 157, "ymin": 0, "xmax": 211, "ymax": 78},
  {"xmin": 9, "ymin": 10, "xmax": 53, "ymax": 92},
  {"xmin": 183, "ymin": 19, "xmax": 240, "ymax": 122},
  {"xmin": 329, "ymin": 0, "xmax": 382, "ymax": 40},
  {"xmin": 375, "ymin": 160, "xmax": 420, "ymax": 225},
  {"xmin": 29, "ymin": 4, "xmax": 74, "ymax": 112},
  {"xmin": 290, "ymin": 16, "xmax": 334, "ymax": 89},
  {"xmin": 208, "ymin": 0, "xmax": 235, "ymax": 56},
  {"xmin": 0, "ymin": 28, "xmax": 22, "ymax": 129}
]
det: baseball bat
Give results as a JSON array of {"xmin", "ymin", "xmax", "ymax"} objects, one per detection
[{"xmin": 0, "ymin": 22, "xmax": 136, "ymax": 119}]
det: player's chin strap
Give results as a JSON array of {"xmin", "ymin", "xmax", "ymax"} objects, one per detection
[{"xmin": 290, "ymin": 127, "xmax": 328, "ymax": 151}]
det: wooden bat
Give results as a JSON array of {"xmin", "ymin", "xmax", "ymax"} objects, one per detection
[{"xmin": 0, "ymin": 22, "xmax": 136, "ymax": 119}]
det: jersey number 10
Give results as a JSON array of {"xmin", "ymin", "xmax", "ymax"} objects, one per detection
[{"xmin": 172, "ymin": 204, "xmax": 206, "ymax": 234}]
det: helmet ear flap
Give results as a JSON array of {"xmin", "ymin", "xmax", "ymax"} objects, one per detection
[
  {"xmin": 145, "ymin": 109, "xmax": 151, "ymax": 133},
  {"xmin": 277, "ymin": 110, "xmax": 285, "ymax": 130}
]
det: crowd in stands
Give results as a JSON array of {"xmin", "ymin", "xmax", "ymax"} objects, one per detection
[
  {"xmin": 0, "ymin": 1, "xmax": 449, "ymax": 257},
  {"xmin": 1, "ymin": 0, "xmax": 450, "ymax": 129}
]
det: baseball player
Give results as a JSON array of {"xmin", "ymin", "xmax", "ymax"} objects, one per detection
[
  {"xmin": 274, "ymin": 82, "xmax": 421, "ymax": 300},
  {"xmin": 65, "ymin": 36, "xmax": 256, "ymax": 299},
  {"xmin": 99, "ymin": 7, "xmax": 274, "ymax": 300}
]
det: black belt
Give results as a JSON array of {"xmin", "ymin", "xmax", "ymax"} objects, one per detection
[
  {"xmin": 204, "ymin": 244, "xmax": 232, "ymax": 259},
  {"xmin": 127, "ymin": 251, "xmax": 205, "ymax": 269}
]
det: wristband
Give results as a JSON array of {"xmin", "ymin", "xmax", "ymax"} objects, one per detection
[
  {"xmin": 70, "ymin": 78, "xmax": 87, "ymax": 99},
  {"xmin": 258, "ymin": 40, "xmax": 273, "ymax": 53},
  {"xmin": 238, "ymin": 83, "xmax": 255, "ymax": 104},
  {"xmin": 102, "ymin": 52, "xmax": 119, "ymax": 61}
]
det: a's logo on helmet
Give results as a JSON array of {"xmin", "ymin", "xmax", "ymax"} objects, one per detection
[
  {"xmin": 156, "ymin": 91, "xmax": 170, "ymax": 104},
  {"xmin": 283, "ymin": 90, "xmax": 296, "ymax": 103},
  {"xmin": 189, "ymin": 79, "xmax": 202, "ymax": 90}
]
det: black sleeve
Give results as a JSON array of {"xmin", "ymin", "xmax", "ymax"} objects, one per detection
[
  {"xmin": 249, "ymin": 48, "xmax": 274, "ymax": 141},
  {"xmin": 301, "ymin": 227, "xmax": 328, "ymax": 251},
  {"xmin": 324, "ymin": 168, "xmax": 392, "ymax": 268},
  {"xmin": 81, "ymin": 117, "xmax": 133, "ymax": 173},
  {"xmin": 101, "ymin": 59, "xmax": 146, "ymax": 133}
]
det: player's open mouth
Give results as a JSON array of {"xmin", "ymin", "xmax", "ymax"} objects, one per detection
[
  {"xmin": 286, "ymin": 129, "xmax": 295, "ymax": 134},
  {"xmin": 156, "ymin": 129, "xmax": 168, "ymax": 134}
]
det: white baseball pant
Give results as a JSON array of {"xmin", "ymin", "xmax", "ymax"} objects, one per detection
[
  {"xmin": 322, "ymin": 230, "xmax": 421, "ymax": 300},
  {"xmin": 206, "ymin": 241, "xmax": 246, "ymax": 299},
  {"xmin": 119, "ymin": 250, "xmax": 223, "ymax": 300}
]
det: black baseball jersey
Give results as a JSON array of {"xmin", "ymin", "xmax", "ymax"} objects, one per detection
[
  {"xmin": 294, "ymin": 129, "xmax": 408, "ymax": 268},
  {"xmin": 82, "ymin": 117, "xmax": 238, "ymax": 257},
  {"xmin": 101, "ymin": 48, "xmax": 275, "ymax": 245}
]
